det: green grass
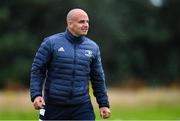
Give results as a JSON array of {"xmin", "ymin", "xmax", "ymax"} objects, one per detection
[
  {"xmin": 1, "ymin": 89, "xmax": 180, "ymax": 120},
  {"xmin": 94, "ymin": 104, "xmax": 180, "ymax": 120},
  {"xmin": 1, "ymin": 103, "xmax": 180, "ymax": 120},
  {"xmin": 96, "ymin": 104, "xmax": 180, "ymax": 120},
  {"xmin": 0, "ymin": 110, "xmax": 38, "ymax": 120}
]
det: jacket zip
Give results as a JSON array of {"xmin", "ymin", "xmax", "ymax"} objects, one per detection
[{"xmin": 69, "ymin": 43, "xmax": 76, "ymax": 99}]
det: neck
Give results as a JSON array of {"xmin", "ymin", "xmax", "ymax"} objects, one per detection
[{"xmin": 65, "ymin": 29, "xmax": 84, "ymax": 44}]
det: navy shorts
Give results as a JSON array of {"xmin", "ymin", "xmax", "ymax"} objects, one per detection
[{"xmin": 39, "ymin": 101, "xmax": 95, "ymax": 120}]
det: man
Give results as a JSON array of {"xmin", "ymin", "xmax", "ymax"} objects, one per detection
[{"xmin": 30, "ymin": 8, "xmax": 111, "ymax": 120}]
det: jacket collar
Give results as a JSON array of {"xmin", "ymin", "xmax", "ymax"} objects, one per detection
[{"xmin": 65, "ymin": 29, "xmax": 84, "ymax": 44}]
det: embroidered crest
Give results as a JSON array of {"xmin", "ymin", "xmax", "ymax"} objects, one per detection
[{"xmin": 85, "ymin": 50, "xmax": 92, "ymax": 57}]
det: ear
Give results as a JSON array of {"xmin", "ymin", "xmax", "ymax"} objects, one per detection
[{"xmin": 67, "ymin": 21, "xmax": 73, "ymax": 27}]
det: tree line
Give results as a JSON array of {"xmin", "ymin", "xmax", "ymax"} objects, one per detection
[{"xmin": 0, "ymin": 0, "xmax": 180, "ymax": 89}]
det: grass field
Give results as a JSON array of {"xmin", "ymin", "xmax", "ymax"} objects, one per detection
[{"xmin": 0, "ymin": 88, "xmax": 180, "ymax": 120}]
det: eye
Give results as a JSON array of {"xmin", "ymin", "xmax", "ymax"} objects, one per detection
[
  {"xmin": 79, "ymin": 20, "xmax": 85, "ymax": 23},
  {"xmin": 79, "ymin": 20, "xmax": 89, "ymax": 24}
]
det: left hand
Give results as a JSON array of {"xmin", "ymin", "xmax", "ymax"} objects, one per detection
[{"xmin": 99, "ymin": 107, "xmax": 111, "ymax": 119}]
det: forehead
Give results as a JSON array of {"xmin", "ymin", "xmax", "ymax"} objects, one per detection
[{"xmin": 71, "ymin": 12, "xmax": 89, "ymax": 21}]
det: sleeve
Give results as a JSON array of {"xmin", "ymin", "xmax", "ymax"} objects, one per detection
[
  {"xmin": 90, "ymin": 46, "xmax": 110, "ymax": 108},
  {"xmin": 30, "ymin": 38, "xmax": 52, "ymax": 102}
]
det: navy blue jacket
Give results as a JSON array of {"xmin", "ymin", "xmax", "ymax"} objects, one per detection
[{"xmin": 30, "ymin": 30, "xmax": 109, "ymax": 108}]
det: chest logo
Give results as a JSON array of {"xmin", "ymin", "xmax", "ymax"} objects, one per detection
[
  {"xmin": 58, "ymin": 47, "xmax": 65, "ymax": 52},
  {"xmin": 85, "ymin": 50, "xmax": 92, "ymax": 57}
]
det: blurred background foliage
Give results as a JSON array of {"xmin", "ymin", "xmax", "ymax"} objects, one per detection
[{"xmin": 0, "ymin": 0, "xmax": 180, "ymax": 89}]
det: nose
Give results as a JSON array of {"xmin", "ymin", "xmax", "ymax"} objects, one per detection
[
  {"xmin": 84, "ymin": 22, "xmax": 88, "ymax": 26},
  {"xmin": 84, "ymin": 22, "xmax": 89, "ymax": 28}
]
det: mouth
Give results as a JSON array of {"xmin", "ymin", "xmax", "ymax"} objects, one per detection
[
  {"xmin": 81, "ymin": 29, "xmax": 88, "ymax": 32},
  {"xmin": 81, "ymin": 27, "xmax": 88, "ymax": 31}
]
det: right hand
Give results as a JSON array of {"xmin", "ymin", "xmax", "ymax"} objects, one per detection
[{"xmin": 33, "ymin": 96, "xmax": 45, "ymax": 110}]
